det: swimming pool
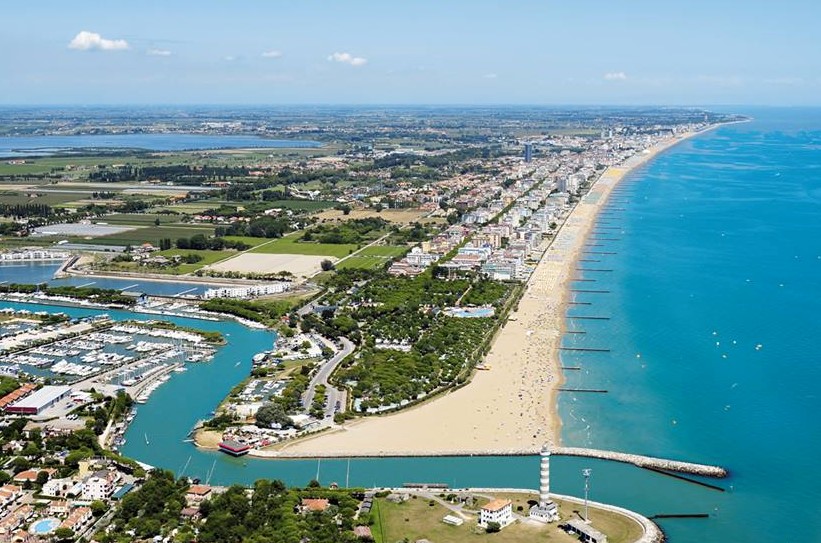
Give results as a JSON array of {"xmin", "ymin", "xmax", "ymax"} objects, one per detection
[
  {"xmin": 444, "ymin": 307, "xmax": 495, "ymax": 318},
  {"xmin": 30, "ymin": 518, "xmax": 60, "ymax": 535}
]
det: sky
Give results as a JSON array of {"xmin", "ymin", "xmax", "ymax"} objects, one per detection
[{"xmin": 2, "ymin": 0, "xmax": 820, "ymax": 106}]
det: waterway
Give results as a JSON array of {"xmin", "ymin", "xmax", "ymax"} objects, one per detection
[
  {"xmin": 0, "ymin": 297, "xmax": 727, "ymax": 541},
  {"xmin": 0, "ymin": 133, "xmax": 320, "ymax": 158},
  {"xmin": 0, "ymin": 261, "xmax": 214, "ymax": 296}
]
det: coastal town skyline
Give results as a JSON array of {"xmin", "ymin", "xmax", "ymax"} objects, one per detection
[{"xmin": 3, "ymin": 0, "xmax": 821, "ymax": 105}]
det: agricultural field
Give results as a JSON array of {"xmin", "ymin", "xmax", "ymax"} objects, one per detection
[
  {"xmin": 55, "ymin": 224, "xmax": 216, "ymax": 247},
  {"xmin": 263, "ymin": 199, "xmax": 337, "ymax": 211},
  {"xmin": 93, "ymin": 248, "xmax": 234, "ymax": 275},
  {"xmin": 314, "ymin": 207, "xmax": 432, "ymax": 223},
  {"xmin": 0, "ymin": 190, "xmax": 85, "ymax": 207},
  {"xmin": 96, "ymin": 213, "xmax": 185, "ymax": 226},
  {"xmin": 249, "ymin": 232, "xmax": 357, "ymax": 258},
  {"xmin": 337, "ymin": 245, "xmax": 407, "ymax": 270}
]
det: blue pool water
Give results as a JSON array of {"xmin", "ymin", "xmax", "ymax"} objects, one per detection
[{"xmin": 30, "ymin": 518, "xmax": 60, "ymax": 534}]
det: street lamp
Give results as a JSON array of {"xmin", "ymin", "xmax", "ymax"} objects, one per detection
[{"xmin": 582, "ymin": 468, "xmax": 592, "ymax": 523}]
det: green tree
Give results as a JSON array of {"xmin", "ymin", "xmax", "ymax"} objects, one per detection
[
  {"xmin": 53, "ymin": 527, "xmax": 74, "ymax": 541},
  {"xmin": 91, "ymin": 499, "xmax": 108, "ymax": 517},
  {"xmin": 254, "ymin": 403, "xmax": 292, "ymax": 428},
  {"xmin": 486, "ymin": 521, "xmax": 501, "ymax": 533}
]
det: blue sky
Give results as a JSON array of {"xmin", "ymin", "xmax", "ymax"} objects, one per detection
[{"xmin": 2, "ymin": 0, "xmax": 819, "ymax": 105}]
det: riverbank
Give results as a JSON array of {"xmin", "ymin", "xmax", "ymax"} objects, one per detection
[{"xmin": 261, "ymin": 129, "xmax": 708, "ymax": 458}]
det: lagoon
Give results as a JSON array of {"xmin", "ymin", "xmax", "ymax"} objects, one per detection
[{"xmin": 0, "ymin": 133, "xmax": 320, "ymax": 158}]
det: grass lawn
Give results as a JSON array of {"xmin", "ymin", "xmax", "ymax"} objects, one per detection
[
  {"xmin": 93, "ymin": 249, "xmax": 235, "ymax": 275},
  {"xmin": 372, "ymin": 494, "xmax": 643, "ymax": 543},
  {"xmin": 336, "ymin": 256, "xmax": 390, "ymax": 270},
  {"xmin": 250, "ymin": 232, "xmax": 357, "ymax": 258},
  {"xmin": 221, "ymin": 235, "xmax": 271, "ymax": 248},
  {"xmin": 156, "ymin": 248, "xmax": 235, "ymax": 273},
  {"xmin": 337, "ymin": 245, "xmax": 406, "ymax": 270},
  {"xmin": 358, "ymin": 245, "xmax": 408, "ymax": 257}
]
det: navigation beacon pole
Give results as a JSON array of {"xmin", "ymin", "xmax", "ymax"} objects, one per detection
[{"xmin": 582, "ymin": 468, "xmax": 592, "ymax": 523}]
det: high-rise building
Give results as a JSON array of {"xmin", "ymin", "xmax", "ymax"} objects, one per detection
[
  {"xmin": 524, "ymin": 143, "xmax": 533, "ymax": 163},
  {"xmin": 529, "ymin": 444, "xmax": 559, "ymax": 522}
]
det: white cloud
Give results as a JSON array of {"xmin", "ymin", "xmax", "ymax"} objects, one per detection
[
  {"xmin": 147, "ymin": 48, "xmax": 171, "ymax": 57},
  {"xmin": 68, "ymin": 31, "xmax": 129, "ymax": 51},
  {"xmin": 327, "ymin": 52, "xmax": 367, "ymax": 66},
  {"xmin": 223, "ymin": 56, "xmax": 236, "ymax": 62},
  {"xmin": 483, "ymin": 73, "xmax": 498, "ymax": 79},
  {"xmin": 262, "ymin": 50, "xmax": 283, "ymax": 59},
  {"xmin": 604, "ymin": 72, "xmax": 627, "ymax": 81}
]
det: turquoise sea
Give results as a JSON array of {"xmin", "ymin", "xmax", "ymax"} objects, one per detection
[
  {"xmin": 561, "ymin": 108, "xmax": 821, "ymax": 541},
  {"xmin": 1, "ymin": 108, "xmax": 818, "ymax": 541}
]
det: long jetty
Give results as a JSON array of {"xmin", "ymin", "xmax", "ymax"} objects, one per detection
[
  {"xmin": 262, "ymin": 446, "xmax": 728, "ymax": 478},
  {"xmin": 552, "ymin": 447, "xmax": 728, "ymax": 478}
]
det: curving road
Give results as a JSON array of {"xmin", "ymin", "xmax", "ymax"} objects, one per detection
[{"xmin": 302, "ymin": 336, "xmax": 354, "ymax": 419}]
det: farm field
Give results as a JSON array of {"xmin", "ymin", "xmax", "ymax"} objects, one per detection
[
  {"xmin": 0, "ymin": 190, "xmax": 85, "ymax": 207},
  {"xmin": 314, "ymin": 208, "xmax": 432, "ymax": 223},
  {"xmin": 263, "ymin": 199, "xmax": 337, "ymax": 211},
  {"xmin": 249, "ymin": 232, "xmax": 356, "ymax": 258},
  {"xmin": 97, "ymin": 213, "xmax": 186, "ymax": 226},
  {"xmin": 44, "ymin": 225, "xmax": 217, "ymax": 247}
]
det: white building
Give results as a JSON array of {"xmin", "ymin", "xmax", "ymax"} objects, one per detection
[
  {"xmin": 202, "ymin": 283, "xmax": 290, "ymax": 299},
  {"xmin": 82, "ymin": 476, "xmax": 114, "ymax": 501},
  {"xmin": 41, "ymin": 477, "xmax": 76, "ymax": 498},
  {"xmin": 479, "ymin": 498, "xmax": 513, "ymax": 528},
  {"xmin": 405, "ymin": 247, "xmax": 439, "ymax": 267}
]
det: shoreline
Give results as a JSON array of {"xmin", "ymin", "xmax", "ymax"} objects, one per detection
[{"xmin": 245, "ymin": 128, "xmax": 716, "ymax": 458}]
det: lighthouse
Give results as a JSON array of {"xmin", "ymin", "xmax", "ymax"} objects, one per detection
[
  {"xmin": 529, "ymin": 443, "xmax": 559, "ymax": 523},
  {"xmin": 539, "ymin": 443, "xmax": 551, "ymax": 505}
]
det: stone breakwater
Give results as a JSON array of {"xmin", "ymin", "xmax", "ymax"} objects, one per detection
[
  {"xmin": 553, "ymin": 447, "xmax": 727, "ymax": 478},
  {"xmin": 256, "ymin": 446, "xmax": 727, "ymax": 478}
]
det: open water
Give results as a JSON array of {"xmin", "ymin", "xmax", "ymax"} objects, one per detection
[
  {"xmin": 1, "ymin": 109, "xmax": 818, "ymax": 541},
  {"xmin": 0, "ymin": 133, "xmax": 320, "ymax": 158},
  {"xmin": 561, "ymin": 108, "xmax": 821, "ymax": 541}
]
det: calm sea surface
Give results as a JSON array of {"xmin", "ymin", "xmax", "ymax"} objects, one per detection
[
  {"xmin": 561, "ymin": 108, "xmax": 821, "ymax": 541},
  {"xmin": 0, "ymin": 133, "xmax": 320, "ymax": 157},
  {"xmin": 1, "ymin": 109, "xmax": 818, "ymax": 541}
]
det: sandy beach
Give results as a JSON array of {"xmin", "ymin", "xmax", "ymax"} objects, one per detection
[{"xmin": 258, "ymin": 131, "xmax": 705, "ymax": 458}]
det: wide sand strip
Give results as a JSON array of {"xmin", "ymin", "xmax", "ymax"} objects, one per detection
[{"xmin": 273, "ymin": 133, "xmax": 700, "ymax": 457}]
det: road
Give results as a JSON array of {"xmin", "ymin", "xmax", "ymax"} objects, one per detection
[{"xmin": 302, "ymin": 337, "xmax": 354, "ymax": 419}]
